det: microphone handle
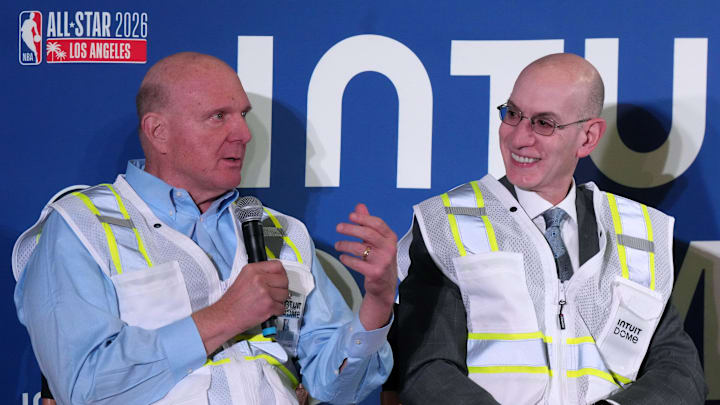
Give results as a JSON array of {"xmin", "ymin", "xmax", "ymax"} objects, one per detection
[{"xmin": 241, "ymin": 220, "xmax": 277, "ymax": 337}]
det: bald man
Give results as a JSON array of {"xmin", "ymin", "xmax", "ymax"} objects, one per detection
[
  {"xmin": 14, "ymin": 52, "xmax": 396, "ymax": 404},
  {"xmin": 392, "ymin": 54, "xmax": 706, "ymax": 404}
]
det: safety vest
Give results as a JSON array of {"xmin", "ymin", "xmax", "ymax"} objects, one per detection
[
  {"xmin": 12, "ymin": 175, "xmax": 315, "ymax": 405},
  {"xmin": 397, "ymin": 175, "xmax": 673, "ymax": 405}
]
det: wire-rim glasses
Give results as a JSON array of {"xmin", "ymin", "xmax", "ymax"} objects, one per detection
[{"xmin": 497, "ymin": 103, "xmax": 591, "ymax": 136}]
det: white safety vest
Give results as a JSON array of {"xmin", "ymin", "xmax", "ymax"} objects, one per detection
[
  {"xmin": 397, "ymin": 175, "xmax": 673, "ymax": 405},
  {"xmin": 12, "ymin": 175, "xmax": 316, "ymax": 405}
]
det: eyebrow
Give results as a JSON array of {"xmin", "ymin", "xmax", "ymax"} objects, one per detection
[
  {"xmin": 507, "ymin": 100, "xmax": 561, "ymax": 121},
  {"xmin": 202, "ymin": 104, "xmax": 252, "ymax": 116}
]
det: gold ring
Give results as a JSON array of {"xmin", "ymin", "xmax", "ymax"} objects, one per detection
[{"xmin": 362, "ymin": 246, "xmax": 371, "ymax": 260}]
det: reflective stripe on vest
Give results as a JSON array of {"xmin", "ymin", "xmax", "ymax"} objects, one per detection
[
  {"xmin": 565, "ymin": 336, "xmax": 632, "ymax": 387},
  {"xmin": 467, "ymin": 332, "xmax": 552, "ymax": 376},
  {"xmin": 606, "ymin": 193, "xmax": 656, "ymax": 290},
  {"xmin": 204, "ymin": 333, "xmax": 300, "ymax": 389},
  {"xmin": 73, "ymin": 183, "xmax": 153, "ymax": 275},
  {"xmin": 202, "ymin": 355, "xmax": 299, "ymax": 389},
  {"xmin": 262, "ymin": 207, "xmax": 304, "ymax": 264},
  {"xmin": 442, "ymin": 180, "xmax": 499, "ymax": 256}
]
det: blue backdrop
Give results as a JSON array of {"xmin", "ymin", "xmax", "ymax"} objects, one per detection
[{"xmin": 3, "ymin": 1, "xmax": 719, "ymax": 403}]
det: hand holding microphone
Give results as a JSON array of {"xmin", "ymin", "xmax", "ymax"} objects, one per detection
[{"xmin": 234, "ymin": 196, "xmax": 286, "ymax": 338}]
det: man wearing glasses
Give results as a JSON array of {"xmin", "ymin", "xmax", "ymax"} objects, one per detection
[{"xmin": 391, "ymin": 53, "xmax": 706, "ymax": 404}]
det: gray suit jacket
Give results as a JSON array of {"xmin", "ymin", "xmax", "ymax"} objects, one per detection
[{"xmin": 391, "ymin": 178, "xmax": 707, "ymax": 404}]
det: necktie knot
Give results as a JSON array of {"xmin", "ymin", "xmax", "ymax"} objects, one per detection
[{"xmin": 543, "ymin": 208, "xmax": 567, "ymax": 229}]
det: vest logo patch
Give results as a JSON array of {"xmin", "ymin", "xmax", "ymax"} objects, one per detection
[
  {"xmin": 613, "ymin": 318, "xmax": 643, "ymax": 344},
  {"xmin": 284, "ymin": 291, "xmax": 304, "ymax": 318}
]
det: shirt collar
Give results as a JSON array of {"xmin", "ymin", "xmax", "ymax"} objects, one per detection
[
  {"xmin": 514, "ymin": 178, "xmax": 577, "ymax": 226},
  {"xmin": 124, "ymin": 159, "xmax": 239, "ymax": 217}
]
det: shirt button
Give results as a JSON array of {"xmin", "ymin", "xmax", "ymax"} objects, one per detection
[
  {"xmin": 176, "ymin": 192, "xmax": 182, "ymax": 198},
  {"xmin": 355, "ymin": 339, "xmax": 362, "ymax": 345}
]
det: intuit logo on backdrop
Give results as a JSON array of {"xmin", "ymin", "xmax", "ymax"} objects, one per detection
[{"xmin": 18, "ymin": 10, "xmax": 148, "ymax": 65}]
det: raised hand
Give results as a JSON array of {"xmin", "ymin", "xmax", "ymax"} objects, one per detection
[{"xmin": 335, "ymin": 203, "xmax": 397, "ymax": 330}]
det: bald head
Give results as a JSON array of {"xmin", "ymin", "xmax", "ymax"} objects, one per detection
[
  {"xmin": 136, "ymin": 52, "xmax": 237, "ymax": 121},
  {"xmin": 518, "ymin": 53, "xmax": 604, "ymax": 118}
]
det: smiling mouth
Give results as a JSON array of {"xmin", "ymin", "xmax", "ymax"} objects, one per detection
[{"xmin": 511, "ymin": 152, "xmax": 539, "ymax": 164}]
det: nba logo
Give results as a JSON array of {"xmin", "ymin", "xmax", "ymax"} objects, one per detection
[{"xmin": 19, "ymin": 11, "xmax": 42, "ymax": 65}]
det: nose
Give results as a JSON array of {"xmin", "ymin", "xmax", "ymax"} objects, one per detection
[
  {"xmin": 508, "ymin": 116, "xmax": 537, "ymax": 148},
  {"xmin": 228, "ymin": 114, "xmax": 252, "ymax": 144}
]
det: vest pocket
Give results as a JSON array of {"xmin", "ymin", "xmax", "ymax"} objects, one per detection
[
  {"xmin": 453, "ymin": 252, "xmax": 549, "ymax": 404},
  {"xmin": 111, "ymin": 260, "xmax": 193, "ymax": 329},
  {"xmin": 596, "ymin": 276, "xmax": 664, "ymax": 381},
  {"xmin": 453, "ymin": 251, "xmax": 538, "ymax": 332}
]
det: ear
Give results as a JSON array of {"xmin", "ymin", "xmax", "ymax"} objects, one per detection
[
  {"xmin": 576, "ymin": 117, "xmax": 606, "ymax": 158},
  {"xmin": 140, "ymin": 112, "xmax": 170, "ymax": 154}
]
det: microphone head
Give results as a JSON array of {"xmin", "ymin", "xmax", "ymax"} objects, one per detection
[{"xmin": 235, "ymin": 196, "xmax": 264, "ymax": 223}]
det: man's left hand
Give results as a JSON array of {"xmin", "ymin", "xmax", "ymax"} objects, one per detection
[{"xmin": 335, "ymin": 203, "xmax": 398, "ymax": 331}]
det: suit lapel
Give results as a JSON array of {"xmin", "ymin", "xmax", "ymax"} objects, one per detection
[{"xmin": 576, "ymin": 185, "xmax": 599, "ymax": 267}]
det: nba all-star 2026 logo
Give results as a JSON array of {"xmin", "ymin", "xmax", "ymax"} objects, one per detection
[{"xmin": 19, "ymin": 10, "xmax": 148, "ymax": 65}]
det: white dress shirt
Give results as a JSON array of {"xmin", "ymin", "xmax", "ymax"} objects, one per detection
[{"xmin": 514, "ymin": 179, "xmax": 580, "ymax": 274}]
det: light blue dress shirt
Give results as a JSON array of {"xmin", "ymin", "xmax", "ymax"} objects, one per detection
[{"xmin": 15, "ymin": 160, "xmax": 392, "ymax": 404}]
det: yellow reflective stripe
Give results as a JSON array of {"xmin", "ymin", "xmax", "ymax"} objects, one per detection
[
  {"xmin": 567, "ymin": 368, "xmax": 619, "ymax": 386},
  {"xmin": 102, "ymin": 184, "xmax": 153, "ymax": 268},
  {"xmin": 566, "ymin": 336, "xmax": 595, "ymax": 345},
  {"xmin": 606, "ymin": 194, "xmax": 629, "ymax": 280},
  {"xmin": 73, "ymin": 192, "xmax": 123, "ymax": 275},
  {"xmin": 263, "ymin": 208, "xmax": 303, "ymax": 264},
  {"xmin": 265, "ymin": 246, "xmax": 276, "ymax": 259},
  {"xmin": 245, "ymin": 354, "xmax": 299, "ymax": 388},
  {"xmin": 233, "ymin": 333, "xmax": 274, "ymax": 343},
  {"xmin": 468, "ymin": 332, "xmax": 546, "ymax": 341},
  {"xmin": 470, "ymin": 181, "xmax": 498, "ymax": 252},
  {"xmin": 469, "ymin": 366, "xmax": 552, "ymax": 375},
  {"xmin": 641, "ymin": 204, "xmax": 656, "ymax": 290},
  {"xmin": 204, "ymin": 358, "xmax": 231, "ymax": 366},
  {"xmin": 611, "ymin": 371, "xmax": 633, "ymax": 385},
  {"xmin": 442, "ymin": 193, "xmax": 466, "ymax": 257}
]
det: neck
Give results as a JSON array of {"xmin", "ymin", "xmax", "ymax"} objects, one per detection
[
  {"xmin": 536, "ymin": 181, "xmax": 573, "ymax": 206},
  {"xmin": 144, "ymin": 159, "xmax": 225, "ymax": 214}
]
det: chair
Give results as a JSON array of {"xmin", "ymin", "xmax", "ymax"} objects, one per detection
[{"xmin": 315, "ymin": 249, "xmax": 362, "ymax": 313}]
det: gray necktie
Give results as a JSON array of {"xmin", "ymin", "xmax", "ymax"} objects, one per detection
[{"xmin": 542, "ymin": 208, "xmax": 573, "ymax": 281}]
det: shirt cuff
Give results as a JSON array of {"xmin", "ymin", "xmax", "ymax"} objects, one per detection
[
  {"xmin": 156, "ymin": 316, "xmax": 207, "ymax": 382},
  {"xmin": 342, "ymin": 313, "xmax": 393, "ymax": 358}
]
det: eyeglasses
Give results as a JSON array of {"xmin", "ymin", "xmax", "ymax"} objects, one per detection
[{"xmin": 497, "ymin": 103, "xmax": 591, "ymax": 136}]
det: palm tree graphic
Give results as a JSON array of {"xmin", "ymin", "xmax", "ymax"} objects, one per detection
[{"xmin": 46, "ymin": 41, "xmax": 65, "ymax": 62}]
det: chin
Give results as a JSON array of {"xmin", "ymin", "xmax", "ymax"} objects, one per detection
[{"xmin": 506, "ymin": 170, "xmax": 539, "ymax": 191}]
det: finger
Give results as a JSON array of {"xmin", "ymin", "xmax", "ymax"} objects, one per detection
[
  {"xmin": 354, "ymin": 203, "xmax": 370, "ymax": 216},
  {"xmin": 245, "ymin": 260, "xmax": 286, "ymax": 274},
  {"xmin": 268, "ymin": 285, "xmax": 290, "ymax": 303},
  {"xmin": 348, "ymin": 211, "xmax": 397, "ymax": 241},
  {"xmin": 334, "ymin": 240, "xmax": 371, "ymax": 258},
  {"xmin": 336, "ymin": 222, "xmax": 385, "ymax": 247},
  {"xmin": 263, "ymin": 272, "xmax": 289, "ymax": 289},
  {"xmin": 271, "ymin": 303, "xmax": 286, "ymax": 317},
  {"xmin": 338, "ymin": 253, "xmax": 375, "ymax": 275}
]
